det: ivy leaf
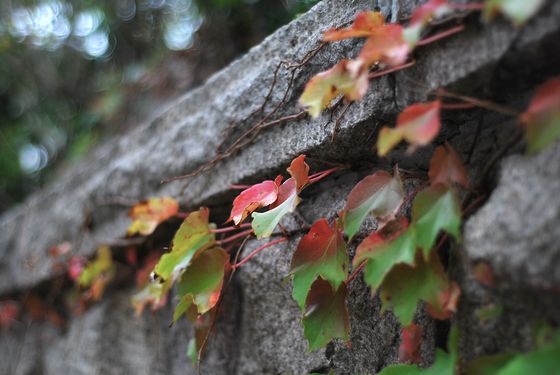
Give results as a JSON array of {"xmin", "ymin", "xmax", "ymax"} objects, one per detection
[
  {"xmin": 357, "ymin": 24, "xmax": 410, "ymax": 67},
  {"xmin": 290, "ymin": 219, "xmax": 348, "ymax": 309},
  {"xmin": 476, "ymin": 304, "xmax": 504, "ymax": 324},
  {"xmin": 379, "ymin": 326, "xmax": 459, "ymax": 375},
  {"xmin": 0, "ymin": 301, "xmax": 19, "ymax": 328},
  {"xmin": 131, "ymin": 279, "xmax": 171, "ymax": 316},
  {"xmin": 252, "ymin": 155, "xmax": 310, "ymax": 238},
  {"xmin": 127, "ymin": 197, "xmax": 179, "ymax": 236},
  {"xmin": 154, "ymin": 208, "xmax": 216, "ymax": 281},
  {"xmin": 186, "ymin": 313, "xmax": 214, "ymax": 366},
  {"xmin": 428, "ymin": 142, "xmax": 469, "ymax": 188},
  {"xmin": 323, "ymin": 11, "xmax": 410, "ymax": 67},
  {"xmin": 412, "ymin": 185, "xmax": 461, "ymax": 258},
  {"xmin": 377, "ymin": 101, "xmax": 441, "ymax": 156},
  {"xmin": 323, "ymin": 11, "xmax": 385, "ymax": 41},
  {"xmin": 466, "ymin": 329, "xmax": 560, "ymax": 375},
  {"xmin": 135, "ymin": 251, "xmax": 161, "ymax": 287},
  {"xmin": 380, "ymin": 253, "xmax": 456, "ymax": 326},
  {"xmin": 227, "ymin": 180, "xmax": 279, "ymax": 225},
  {"xmin": 483, "ymin": 0, "xmax": 545, "ymax": 26},
  {"xmin": 403, "ymin": 0, "xmax": 452, "ymax": 46},
  {"xmin": 520, "ymin": 78, "xmax": 560, "ymax": 154},
  {"xmin": 472, "ymin": 261, "xmax": 496, "ymax": 287},
  {"xmin": 299, "ymin": 60, "xmax": 369, "ymax": 118},
  {"xmin": 77, "ymin": 246, "xmax": 114, "ymax": 288},
  {"xmin": 342, "ymin": 168, "xmax": 404, "ymax": 239},
  {"xmin": 353, "ymin": 218, "xmax": 416, "ymax": 291},
  {"xmin": 399, "ymin": 323, "xmax": 423, "ymax": 364},
  {"xmin": 425, "ymin": 281, "xmax": 461, "ymax": 321},
  {"xmin": 173, "ymin": 247, "xmax": 230, "ymax": 322},
  {"xmin": 303, "ymin": 278, "xmax": 350, "ymax": 351}
]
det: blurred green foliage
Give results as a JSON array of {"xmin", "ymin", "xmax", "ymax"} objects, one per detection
[{"xmin": 0, "ymin": 0, "xmax": 319, "ymax": 212}]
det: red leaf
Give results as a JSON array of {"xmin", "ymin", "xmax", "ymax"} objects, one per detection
[
  {"xmin": 323, "ymin": 11, "xmax": 385, "ymax": 41},
  {"xmin": 399, "ymin": 323, "xmax": 423, "ymax": 364},
  {"xmin": 428, "ymin": 142, "xmax": 469, "ymax": 188},
  {"xmin": 473, "ymin": 261, "xmax": 495, "ymax": 287},
  {"xmin": 520, "ymin": 78, "xmax": 560, "ymax": 154},
  {"xmin": 227, "ymin": 180, "xmax": 279, "ymax": 225},
  {"xmin": 0, "ymin": 301, "xmax": 19, "ymax": 329},
  {"xmin": 357, "ymin": 24, "xmax": 410, "ymax": 67},
  {"xmin": 377, "ymin": 100, "xmax": 441, "ymax": 156},
  {"xmin": 521, "ymin": 78, "xmax": 560, "ymax": 125},
  {"xmin": 409, "ymin": 0, "xmax": 450, "ymax": 26},
  {"xmin": 287, "ymin": 155, "xmax": 311, "ymax": 191}
]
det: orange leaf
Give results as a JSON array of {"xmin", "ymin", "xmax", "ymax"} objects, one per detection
[
  {"xmin": 299, "ymin": 60, "xmax": 369, "ymax": 118},
  {"xmin": 377, "ymin": 100, "xmax": 441, "ymax": 156},
  {"xmin": 428, "ymin": 142, "xmax": 469, "ymax": 188},
  {"xmin": 357, "ymin": 24, "xmax": 410, "ymax": 67},
  {"xmin": 323, "ymin": 11, "xmax": 385, "ymax": 41},
  {"xmin": 127, "ymin": 197, "xmax": 179, "ymax": 236}
]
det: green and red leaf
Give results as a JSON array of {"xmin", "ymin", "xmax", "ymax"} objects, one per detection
[
  {"xmin": 77, "ymin": 246, "xmax": 114, "ymax": 289},
  {"xmin": 290, "ymin": 219, "xmax": 348, "ymax": 309},
  {"xmin": 380, "ymin": 253, "xmax": 457, "ymax": 325},
  {"xmin": 173, "ymin": 247, "xmax": 230, "ymax": 322},
  {"xmin": 520, "ymin": 77, "xmax": 560, "ymax": 154},
  {"xmin": 428, "ymin": 142, "xmax": 469, "ymax": 188},
  {"xmin": 377, "ymin": 101, "xmax": 441, "ymax": 156},
  {"xmin": 299, "ymin": 60, "xmax": 369, "ymax": 118},
  {"xmin": 342, "ymin": 168, "xmax": 404, "ymax": 239},
  {"xmin": 403, "ymin": 0, "xmax": 452, "ymax": 46},
  {"xmin": 353, "ymin": 218, "xmax": 417, "ymax": 291},
  {"xmin": 303, "ymin": 278, "xmax": 350, "ymax": 351},
  {"xmin": 228, "ymin": 180, "xmax": 279, "ymax": 225},
  {"xmin": 357, "ymin": 24, "xmax": 410, "ymax": 67},
  {"xmin": 483, "ymin": 0, "xmax": 544, "ymax": 26},
  {"xmin": 154, "ymin": 208, "xmax": 216, "ymax": 281},
  {"xmin": 131, "ymin": 279, "xmax": 171, "ymax": 316},
  {"xmin": 127, "ymin": 197, "xmax": 179, "ymax": 236},
  {"xmin": 412, "ymin": 185, "xmax": 461, "ymax": 258}
]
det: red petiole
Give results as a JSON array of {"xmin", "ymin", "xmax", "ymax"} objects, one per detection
[{"xmin": 233, "ymin": 237, "xmax": 288, "ymax": 269}]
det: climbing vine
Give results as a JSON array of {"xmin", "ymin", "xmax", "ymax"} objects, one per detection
[{"xmin": 1, "ymin": 0, "xmax": 559, "ymax": 374}]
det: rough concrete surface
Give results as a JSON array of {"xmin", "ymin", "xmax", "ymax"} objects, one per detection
[{"xmin": 1, "ymin": 0, "xmax": 560, "ymax": 374}]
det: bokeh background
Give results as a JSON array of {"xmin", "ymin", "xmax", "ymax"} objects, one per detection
[{"xmin": 0, "ymin": 0, "xmax": 319, "ymax": 212}]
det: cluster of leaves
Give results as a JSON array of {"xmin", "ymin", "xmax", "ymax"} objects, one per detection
[{"xmin": 298, "ymin": 0, "xmax": 546, "ymax": 124}]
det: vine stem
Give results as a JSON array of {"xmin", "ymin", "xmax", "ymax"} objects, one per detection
[
  {"xmin": 210, "ymin": 223, "xmax": 252, "ymax": 233},
  {"xmin": 437, "ymin": 89, "xmax": 521, "ymax": 117},
  {"xmin": 440, "ymin": 102, "xmax": 476, "ymax": 110},
  {"xmin": 230, "ymin": 184, "xmax": 251, "ymax": 190},
  {"xmin": 347, "ymin": 261, "xmax": 366, "ymax": 283},
  {"xmin": 416, "ymin": 24, "xmax": 465, "ymax": 47},
  {"xmin": 233, "ymin": 237, "xmax": 288, "ymax": 269},
  {"xmin": 368, "ymin": 60, "xmax": 416, "ymax": 80},
  {"xmin": 216, "ymin": 229, "xmax": 254, "ymax": 245},
  {"xmin": 309, "ymin": 165, "xmax": 347, "ymax": 183}
]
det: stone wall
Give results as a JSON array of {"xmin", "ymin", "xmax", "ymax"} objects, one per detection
[{"xmin": 0, "ymin": 0, "xmax": 559, "ymax": 374}]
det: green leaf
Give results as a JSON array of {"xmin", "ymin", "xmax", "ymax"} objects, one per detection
[
  {"xmin": 483, "ymin": 0, "xmax": 544, "ymax": 26},
  {"xmin": 290, "ymin": 219, "xmax": 348, "ymax": 309},
  {"xmin": 154, "ymin": 208, "xmax": 216, "ymax": 281},
  {"xmin": 380, "ymin": 253, "xmax": 452, "ymax": 326},
  {"xmin": 174, "ymin": 247, "xmax": 230, "ymax": 320},
  {"xmin": 412, "ymin": 186, "xmax": 461, "ymax": 258},
  {"xmin": 131, "ymin": 279, "xmax": 172, "ymax": 316},
  {"xmin": 303, "ymin": 278, "xmax": 349, "ymax": 351},
  {"xmin": 466, "ymin": 330, "xmax": 560, "ymax": 375},
  {"xmin": 77, "ymin": 246, "xmax": 113, "ymax": 287},
  {"xmin": 342, "ymin": 169, "xmax": 404, "ymax": 239},
  {"xmin": 252, "ymin": 192, "xmax": 300, "ymax": 239},
  {"xmin": 353, "ymin": 219, "xmax": 416, "ymax": 291},
  {"xmin": 378, "ymin": 326, "xmax": 459, "ymax": 375}
]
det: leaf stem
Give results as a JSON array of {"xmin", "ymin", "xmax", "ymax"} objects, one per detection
[
  {"xmin": 416, "ymin": 24, "xmax": 465, "ymax": 47},
  {"xmin": 347, "ymin": 261, "xmax": 366, "ymax": 283},
  {"xmin": 437, "ymin": 89, "xmax": 521, "ymax": 117},
  {"xmin": 230, "ymin": 184, "xmax": 251, "ymax": 190},
  {"xmin": 309, "ymin": 166, "xmax": 346, "ymax": 183},
  {"xmin": 216, "ymin": 229, "xmax": 254, "ymax": 245},
  {"xmin": 233, "ymin": 237, "xmax": 288, "ymax": 269},
  {"xmin": 211, "ymin": 223, "xmax": 252, "ymax": 233},
  {"xmin": 368, "ymin": 60, "xmax": 416, "ymax": 80}
]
